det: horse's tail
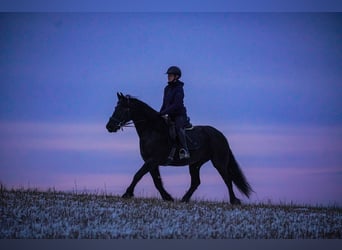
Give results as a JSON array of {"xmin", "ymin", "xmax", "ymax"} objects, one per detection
[
  {"xmin": 228, "ymin": 148, "xmax": 253, "ymax": 198},
  {"xmin": 204, "ymin": 125, "xmax": 253, "ymax": 198}
]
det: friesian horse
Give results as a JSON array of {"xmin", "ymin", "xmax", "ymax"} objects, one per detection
[{"xmin": 106, "ymin": 93, "xmax": 253, "ymax": 204}]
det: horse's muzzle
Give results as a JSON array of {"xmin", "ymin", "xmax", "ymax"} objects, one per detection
[{"xmin": 106, "ymin": 122, "xmax": 119, "ymax": 133}]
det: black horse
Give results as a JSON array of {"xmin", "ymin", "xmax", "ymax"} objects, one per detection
[{"xmin": 106, "ymin": 93, "xmax": 253, "ymax": 204}]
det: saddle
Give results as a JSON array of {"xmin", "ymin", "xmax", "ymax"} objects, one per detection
[{"xmin": 163, "ymin": 117, "xmax": 200, "ymax": 164}]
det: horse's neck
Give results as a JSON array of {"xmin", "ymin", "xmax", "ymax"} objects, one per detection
[{"xmin": 131, "ymin": 101, "xmax": 166, "ymax": 137}]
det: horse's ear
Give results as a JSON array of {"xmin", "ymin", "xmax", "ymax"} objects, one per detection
[{"xmin": 117, "ymin": 92, "xmax": 126, "ymax": 99}]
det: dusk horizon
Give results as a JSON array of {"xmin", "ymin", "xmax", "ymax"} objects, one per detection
[{"xmin": 1, "ymin": 13, "xmax": 341, "ymax": 206}]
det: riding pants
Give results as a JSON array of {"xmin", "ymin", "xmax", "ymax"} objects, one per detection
[{"xmin": 173, "ymin": 115, "xmax": 189, "ymax": 152}]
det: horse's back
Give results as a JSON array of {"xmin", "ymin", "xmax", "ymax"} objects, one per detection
[
  {"xmin": 190, "ymin": 125, "xmax": 225, "ymax": 136},
  {"xmin": 189, "ymin": 125, "xmax": 229, "ymax": 146}
]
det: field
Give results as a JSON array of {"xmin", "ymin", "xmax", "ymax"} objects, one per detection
[{"xmin": 0, "ymin": 187, "xmax": 341, "ymax": 239}]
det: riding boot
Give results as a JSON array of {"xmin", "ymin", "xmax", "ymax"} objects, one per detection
[
  {"xmin": 177, "ymin": 128, "xmax": 190, "ymax": 159},
  {"xmin": 167, "ymin": 146, "xmax": 176, "ymax": 163}
]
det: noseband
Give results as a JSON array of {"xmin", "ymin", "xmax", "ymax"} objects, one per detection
[{"xmin": 109, "ymin": 116, "xmax": 128, "ymax": 129}]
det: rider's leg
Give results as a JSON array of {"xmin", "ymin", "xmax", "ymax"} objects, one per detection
[{"xmin": 175, "ymin": 116, "xmax": 190, "ymax": 159}]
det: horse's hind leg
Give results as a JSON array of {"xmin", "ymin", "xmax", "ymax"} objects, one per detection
[
  {"xmin": 150, "ymin": 167, "xmax": 174, "ymax": 201},
  {"xmin": 181, "ymin": 161, "xmax": 204, "ymax": 202},
  {"xmin": 211, "ymin": 157, "xmax": 241, "ymax": 205}
]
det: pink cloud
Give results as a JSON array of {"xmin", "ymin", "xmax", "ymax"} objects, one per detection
[
  {"xmin": 221, "ymin": 123, "xmax": 342, "ymax": 156},
  {"xmin": 0, "ymin": 121, "xmax": 139, "ymax": 152},
  {"xmin": 13, "ymin": 165, "xmax": 340, "ymax": 205},
  {"xmin": 2, "ymin": 121, "xmax": 341, "ymax": 156}
]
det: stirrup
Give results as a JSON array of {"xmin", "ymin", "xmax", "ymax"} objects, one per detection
[{"xmin": 179, "ymin": 148, "xmax": 190, "ymax": 160}]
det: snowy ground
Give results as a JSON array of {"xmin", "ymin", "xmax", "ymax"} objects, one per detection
[{"xmin": 1, "ymin": 188, "xmax": 341, "ymax": 239}]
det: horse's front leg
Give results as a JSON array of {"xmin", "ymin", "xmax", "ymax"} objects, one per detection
[
  {"xmin": 150, "ymin": 167, "xmax": 174, "ymax": 201},
  {"xmin": 122, "ymin": 161, "xmax": 156, "ymax": 199}
]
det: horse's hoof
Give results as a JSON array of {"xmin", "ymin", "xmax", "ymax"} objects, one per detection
[
  {"xmin": 231, "ymin": 198, "xmax": 241, "ymax": 205},
  {"xmin": 163, "ymin": 196, "xmax": 174, "ymax": 202},
  {"xmin": 122, "ymin": 192, "xmax": 134, "ymax": 199},
  {"xmin": 181, "ymin": 197, "xmax": 190, "ymax": 203}
]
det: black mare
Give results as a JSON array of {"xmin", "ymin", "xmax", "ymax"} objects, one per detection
[{"xmin": 106, "ymin": 93, "xmax": 253, "ymax": 204}]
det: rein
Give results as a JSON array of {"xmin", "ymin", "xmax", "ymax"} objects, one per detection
[{"xmin": 109, "ymin": 116, "xmax": 145, "ymax": 130}]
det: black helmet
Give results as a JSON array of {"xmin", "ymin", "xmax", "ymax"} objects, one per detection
[{"xmin": 166, "ymin": 66, "xmax": 182, "ymax": 78}]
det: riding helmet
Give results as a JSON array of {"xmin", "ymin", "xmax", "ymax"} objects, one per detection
[{"xmin": 166, "ymin": 66, "xmax": 182, "ymax": 78}]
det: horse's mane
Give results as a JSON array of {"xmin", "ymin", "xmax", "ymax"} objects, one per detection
[
  {"xmin": 127, "ymin": 95, "xmax": 159, "ymax": 115},
  {"xmin": 125, "ymin": 95, "xmax": 168, "ymax": 132}
]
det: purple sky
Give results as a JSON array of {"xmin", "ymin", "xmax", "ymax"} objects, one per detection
[{"xmin": 1, "ymin": 13, "xmax": 341, "ymax": 205}]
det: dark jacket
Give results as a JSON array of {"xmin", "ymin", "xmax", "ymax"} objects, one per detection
[{"xmin": 159, "ymin": 80, "xmax": 187, "ymax": 118}]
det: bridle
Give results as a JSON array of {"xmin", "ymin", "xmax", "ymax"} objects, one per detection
[
  {"xmin": 109, "ymin": 105, "xmax": 134, "ymax": 130},
  {"xmin": 109, "ymin": 102, "xmax": 145, "ymax": 130},
  {"xmin": 109, "ymin": 94, "xmax": 158, "ymax": 132},
  {"xmin": 109, "ymin": 116, "xmax": 134, "ymax": 130}
]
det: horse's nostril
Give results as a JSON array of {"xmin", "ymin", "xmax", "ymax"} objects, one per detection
[
  {"xmin": 106, "ymin": 123, "xmax": 120, "ymax": 133},
  {"xmin": 106, "ymin": 124, "xmax": 111, "ymax": 131},
  {"xmin": 106, "ymin": 123, "xmax": 114, "ymax": 132}
]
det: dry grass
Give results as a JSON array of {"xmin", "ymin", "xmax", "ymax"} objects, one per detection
[{"xmin": 0, "ymin": 186, "xmax": 341, "ymax": 239}]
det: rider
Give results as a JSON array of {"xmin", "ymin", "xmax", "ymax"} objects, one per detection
[{"xmin": 159, "ymin": 66, "xmax": 190, "ymax": 160}]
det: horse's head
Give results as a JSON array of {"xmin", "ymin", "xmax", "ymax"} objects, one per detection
[{"xmin": 106, "ymin": 92, "xmax": 132, "ymax": 133}]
